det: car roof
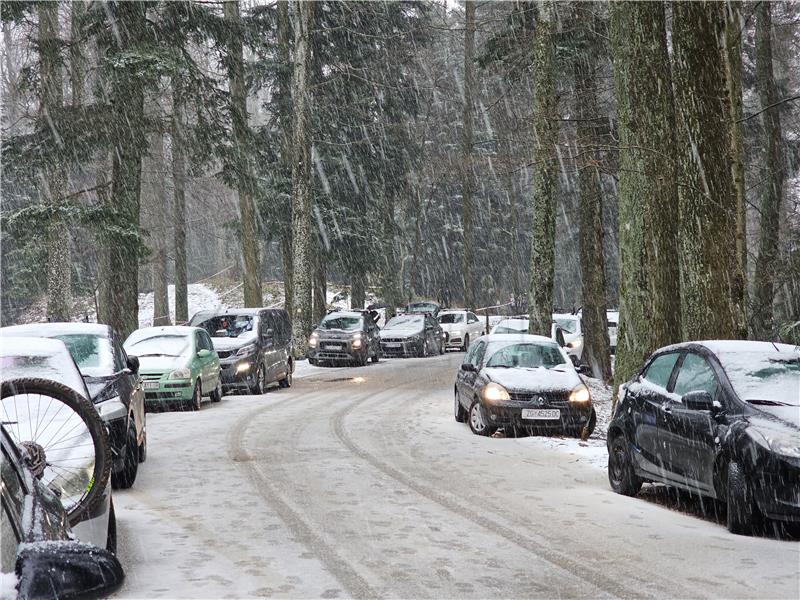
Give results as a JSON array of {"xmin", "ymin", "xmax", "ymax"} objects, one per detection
[
  {"xmin": 325, "ymin": 311, "xmax": 364, "ymax": 317},
  {"xmin": 125, "ymin": 325, "xmax": 202, "ymax": 342},
  {"xmin": 439, "ymin": 309, "xmax": 467, "ymax": 314},
  {"xmin": 1, "ymin": 322, "xmax": 112, "ymax": 338},
  {"xmin": 0, "ymin": 336, "xmax": 89, "ymax": 398},
  {"xmin": 481, "ymin": 333, "xmax": 558, "ymax": 345},
  {"xmin": 552, "ymin": 313, "xmax": 578, "ymax": 320},
  {"xmin": 657, "ymin": 340, "xmax": 798, "ymax": 355}
]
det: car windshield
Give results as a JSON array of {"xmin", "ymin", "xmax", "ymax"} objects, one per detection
[
  {"xmin": 320, "ymin": 315, "xmax": 363, "ymax": 331},
  {"xmin": 438, "ymin": 313, "xmax": 464, "ymax": 324},
  {"xmin": 554, "ymin": 318, "xmax": 578, "ymax": 334},
  {"xmin": 386, "ymin": 315, "xmax": 424, "ymax": 329},
  {"xmin": 51, "ymin": 334, "xmax": 115, "ymax": 377},
  {"xmin": 718, "ymin": 352, "xmax": 800, "ymax": 406},
  {"xmin": 0, "ymin": 354, "xmax": 87, "ymax": 396},
  {"xmin": 193, "ymin": 315, "xmax": 257, "ymax": 339},
  {"xmin": 126, "ymin": 335, "xmax": 191, "ymax": 358},
  {"xmin": 485, "ymin": 343, "xmax": 566, "ymax": 369}
]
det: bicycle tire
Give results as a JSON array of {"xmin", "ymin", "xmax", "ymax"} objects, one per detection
[{"xmin": 1, "ymin": 378, "xmax": 111, "ymax": 527}]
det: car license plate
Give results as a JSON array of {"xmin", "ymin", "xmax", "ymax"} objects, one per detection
[
  {"xmin": 143, "ymin": 382, "xmax": 160, "ymax": 389},
  {"xmin": 384, "ymin": 343, "xmax": 401, "ymax": 348},
  {"xmin": 521, "ymin": 409, "xmax": 560, "ymax": 420}
]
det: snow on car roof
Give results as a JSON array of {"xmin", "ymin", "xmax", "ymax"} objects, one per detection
[
  {"xmin": 1, "ymin": 322, "xmax": 111, "ymax": 338},
  {"xmin": 482, "ymin": 333, "xmax": 557, "ymax": 345},
  {"xmin": 698, "ymin": 340, "xmax": 797, "ymax": 354},
  {"xmin": 0, "ymin": 336, "xmax": 89, "ymax": 398},
  {"xmin": 125, "ymin": 326, "xmax": 202, "ymax": 344}
]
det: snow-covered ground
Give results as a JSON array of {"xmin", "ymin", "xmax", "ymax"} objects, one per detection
[{"xmin": 137, "ymin": 283, "xmax": 222, "ymax": 327}]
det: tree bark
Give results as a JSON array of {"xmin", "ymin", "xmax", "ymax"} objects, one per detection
[
  {"xmin": 290, "ymin": 0, "xmax": 314, "ymax": 357},
  {"xmin": 277, "ymin": 0, "xmax": 293, "ymax": 316},
  {"xmin": 225, "ymin": 0, "xmax": 262, "ymax": 308},
  {"xmin": 672, "ymin": 1, "xmax": 738, "ymax": 341},
  {"xmin": 527, "ymin": 1, "xmax": 557, "ymax": 337},
  {"xmin": 312, "ymin": 240, "xmax": 327, "ymax": 324},
  {"xmin": 39, "ymin": 0, "xmax": 71, "ymax": 322},
  {"xmin": 609, "ymin": 0, "xmax": 681, "ymax": 391},
  {"xmin": 723, "ymin": 0, "xmax": 748, "ymax": 338},
  {"xmin": 69, "ymin": 0, "xmax": 85, "ymax": 108},
  {"xmin": 143, "ymin": 118, "xmax": 170, "ymax": 327},
  {"xmin": 751, "ymin": 1, "xmax": 784, "ymax": 339},
  {"xmin": 462, "ymin": 0, "xmax": 476, "ymax": 309},
  {"xmin": 172, "ymin": 76, "xmax": 188, "ymax": 324},
  {"xmin": 574, "ymin": 2, "xmax": 612, "ymax": 382},
  {"xmin": 281, "ymin": 231, "xmax": 293, "ymax": 317},
  {"xmin": 351, "ymin": 274, "xmax": 366, "ymax": 311}
]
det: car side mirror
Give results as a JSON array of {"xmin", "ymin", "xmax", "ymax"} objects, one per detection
[
  {"xmin": 683, "ymin": 390, "xmax": 715, "ymax": 412},
  {"xmin": 126, "ymin": 355, "xmax": 139, "ymax": 374},
  {"xmin": 16, "ymin": 541, "xmax": 125, "ymax": 599},
  {"xmin": 460, "ymin": 363, "xmax": 476, "ymax": 372},
  {"xmin": 576, "ymin": 363, "xmax": 590, "ymax": 375},
  {"xmin": 197, "ymin": 349, "xmax": 213, "ymax": 359}
]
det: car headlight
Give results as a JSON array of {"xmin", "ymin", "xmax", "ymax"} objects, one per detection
[
  {"xmin": 169, "ymin": 368, "xmax": 191, "ymax": 380},
  {"xmin": 236, "ymin": 343, "xmax": 258, "ymax": 357},
  {"xmin": 569, "ymin": 384, "xmax": 591, "ymax": 403},
  {"xmin": 567, "ymin": 339, "xmax": 583, "ymax": 349},
  {"xmin": 96, "ymin": 397, "xmax": 127, "ymax": 420},
  {"xmin": 309, "ymin": 332, "xmax": 319, "ymax": 348},
  {"xmin": 481, "ymin": 382, "xmax": 510, "ymax": 403},
  {"xmin": 352, "ymin": 334, "xmax": 363, "ymax": 349},
  {"xmin": 750, "ymin": 428, "xmax": 800, "ymax": 459}
]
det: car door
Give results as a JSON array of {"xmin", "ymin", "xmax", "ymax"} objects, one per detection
[
  {"xmin": 466, "ymin": 312, "xmax": 481, "ymax": 338},
  {"xmin": 116, "ymin": 338, "xmax": 145, "ymax": 444},
  {"xmin": 260, "ymin": 312, "xmax": 280, "ymax": 382},
  {"xmin": 658, "ymin": 352, "xmax": 721, "ymax": 494},
  {"xmin": 625, "ymin": 352, "xmax": 680, "ymax": 478},
  {"xmin": 201, "ymin": 330, "xmax": 221, "ymax": 388},
  {"xmin": 456, "ymin": 341, "xmax": 481, "ymax": 403},
  {"xmin": 272, "ymin": 312, "xmax": 290, "ymax": 379}
]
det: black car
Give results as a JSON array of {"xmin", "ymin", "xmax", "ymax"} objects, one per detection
[
  {"xmin": 189, "ymin": 308, "xmax": 294, "ymax": 394},
  {"xmin": 454, "ymin": 334, "xmax": 596, "ymax": 437},
  {"xmin": 607, "ymin": 340, "xmax": 800, "ymax": 535},
  {"xmin": 1, "ymin": 425, "xmax": 124, "ymax": 599},
  {"xmin": 307, "ymin": 310, "xmax": 381, "ymax": 366},
  {"xmin": 380, "ymin": 313, "xmax": 445, "ymax": 357},
  {"xmin": 0, "ymin": 322, "xmax": 147, "ymax": 490}
]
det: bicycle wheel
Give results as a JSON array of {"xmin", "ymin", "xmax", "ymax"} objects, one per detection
[{"xmin": 1, "ymin": 378, "xmax": 111, "ymax": 527}]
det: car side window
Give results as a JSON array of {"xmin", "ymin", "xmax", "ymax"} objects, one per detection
[
  {"xmin": 642, "ymin": 353, "xmax": 679, "ymax": 390},
  {"xmin": 112, "ymin": 337, "xmax": 126, "ymax": 371},
  {"xmin": 672, "ymin": 353, "xmax": 719, "ymax": 399},
  {"xmin": 464, "ymin": 342, "xmax": 479, "ymax": 365},
  {"xmin": 467, "ymin": 312, "xmax": 478, "ymax": 324},
  {"xmin": 472, "ymin": 342, "xmax": 487, "ymax": 367}
]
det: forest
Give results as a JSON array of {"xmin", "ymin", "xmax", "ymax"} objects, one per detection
[{"xmin": 1, "ymin": 0, "xmax": 799, "ymax": 388}]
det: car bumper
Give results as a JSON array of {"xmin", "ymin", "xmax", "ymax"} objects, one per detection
[
  {"xmin": 143, "ymin": 380, "xmax": 195, "ymax": 403},
  {"xmin": 380, "ymin": 340, "xmax": 421, "ymax": 357},
  {"xmin": 482, "ymin": 401, "xmax": 593, "ymax": 431},
  {"xmin": 307, "ymin": 346, "xmax": 367, "ymax": 363},
  {"xmin": 218, "ymin": 356, "xmax": 259, "ymax": 388},
  {"xmin": 752, "ymin": 460, "xmax": 800, "ymax": 522}
]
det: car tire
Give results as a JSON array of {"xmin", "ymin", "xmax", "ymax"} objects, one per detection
[
  {"xmin": 462, "ymin": 334, "xmax": 470, "ymax": 352},
  {"xmin": 210, "ymin": 378, "xmax": 223, "ymax": 402},
  {"xmin": 608, "ymin": 434, "xmax": 642, "ymax": 496},
  {"xmin": 189, "ymin": 381, "xmax": 202, "ymax": 411},
  {"xmin": 439, "ymin": 340, "xmax": 445, "ymax": 355},
  {"xmin": 106, "ymin": 498, "xmax": 117, "ymax": 555},
  {"xmin": 112, "ymin": 424, "xmax": 139, "ymax": 490},
  {"xmin": 138, "ymin": 429, "xmax": 147, "ymax": 463},
  {"xmin": 250, "ymin": 363, "xmax": 266, "ymax": 394},
  {"xmin": 454, "ymin": 391, "xmax": 467, "ymax": 423},
  {"xmin": 468, "ymin": 399, "xmax": 496, "ymax": 436},
  {"xmin": 278, "ymin": 367, "xmax": 293, "ymax": 388},
  {"xmin": 727, "ymin": 462, "xmax": 757, "ymax": 535},
  {"xmin": 569, "ymin": 408, "xmax": 597, "ymax": 439}
]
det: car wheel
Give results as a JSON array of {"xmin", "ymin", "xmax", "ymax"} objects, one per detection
[
  {"xmin": 106, "ymin": 498, "xmax": 117, "ymax": 555},
  {"xmin": 727, "ymin": 462, "xmax": 758, "ymax": 535},
  {"xmin": 571, "ymin": 408, "xmax": 597, "ymax": 439},
  {"xmin": 189, "ymin": 381, "xmax": 202, "ymax": 411},
  {"xmin": 468, "ymin": 400, "xmax": 496, "ymax": 436},
  {"xmin": 210, "ymin": 378, "xmax": 223, "ymax": 402},
  {"xmin": 454, "ymin": 391, "xmax": 467, "ymax": 423},
  {"xmin": 462, "ymin": 334, "xmax": 470, "ymax": 352},
  {"xmin": 608, "ymin": 434, "xmax": 642, "ymax": 496},
  {"xmin": 279, "ymin": 367, "xmax": 293, "ymax": 388},
  {"xmin": 439, "ymin": 340, "xmax": 445, "ymax": 355},
  {"xmin": 371, "ymin": 347, "xmax": 380, "ymax": 363},
  {"xmin": 309, "ymin": 357, "xmax": 319, "ymax": 366},
  {"xmin": 138, "ymin": 429, "xmax": 147, "ymax": 463},
  {"xmin": 112, "ymin": 424, "xmax": 139, "ymax": 489},
  {"xmin": 250, "ymin": 364, "xmax": 266, "ymax": 394}
]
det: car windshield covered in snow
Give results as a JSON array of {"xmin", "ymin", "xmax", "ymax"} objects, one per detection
[
  {"xmin": 320, "ymin": 314, "xmax": 363, "ymax": 331},
  {"xmin": 554, "ymin": 317, "xmax": 578, "ymax": 334},
  {"xmin": 485, "ymin": 342, "xmax": 566, "ymax": 369},
  {"xmin": 494, "ymin": 323, "xmax": 527, "ymax": 334},
  {"xmin": 385, "ymin": 315, "xmax": 424, "ymax": 329},
  {"xmin": 0, "ymin": 338, "xmax": 87, "ymax": 396},
  {"xmin": 50, "ymin": 334, "xmax": 115, "ymax": 377},
  {"xmin": 194, "ymin": 315, "xmax": 256, "ymax": 338},
  {"xmin": 438, "ymin": 313, "xmax": 464, "ymax": 324},
  {"xmin": 718, "ymin": 351, "xmax": 800, "ymax": 406},
  {"xmin": 126, "ymin": 334, "xmax": 191, "ymax": 358}
]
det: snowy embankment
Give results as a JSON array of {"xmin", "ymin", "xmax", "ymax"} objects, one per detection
[{"xmin": 137, "ymin": 283, "xmax": 221, "ymax": 327}]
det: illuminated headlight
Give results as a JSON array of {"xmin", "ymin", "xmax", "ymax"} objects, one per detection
[
  {"xmin": 96, "ymin": 397, "xmax": 127, "ymax": 420},
  {"xmin": 236, "ymin": 343, "xmax": 257, "ymax": 357},
  {"xmin": 750, "ymin": 429, "xmax": 800, "ymax": 459},
  {"xmin": 168, "ymin": 368, "xmax": 191, "ymax": 380},
  {"xmin": 567, "ymin": 339, "xmax": 583, "ymax": 349},
  {"xmin": 481, "ymin": 382, "xmax": 510, "ymax": 403},
  {"xmin": 352, "ymin": 338, "xmax": 363, "ymax": 349},
  {"xmin": 308, "ymin": 332, "xmax": 319, "ymax": 347},
  {"xmin": 236, "ymin": 363, "xmax": 250, "ymax": 374},
  {"xmin": 569, "ymin": 384, "xmax": 591, "ymax": 404}
]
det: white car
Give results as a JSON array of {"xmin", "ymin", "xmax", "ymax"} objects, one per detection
[
  {"xmin": 437, "ymin": 309, "xmax": 485, "ymax": 351},
  {"xmin": 490, "ymin": 318, "xmax": 566, "ymax": 347},
  {"xmin": 606, "ymin": 310, "xmax": 619, "ymax": 354},
  {"xmin": 553, "ymin": 313, "xmax": 583, "ymax": 364}
]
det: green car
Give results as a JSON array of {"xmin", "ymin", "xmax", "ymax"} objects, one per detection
[{"xmin": 124, "ymin": 326, "xmax": 222, "ymax": 411}]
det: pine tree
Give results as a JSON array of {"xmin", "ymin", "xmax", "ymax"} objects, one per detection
[{"xmin": 462, "ymin": 0, "xmax": 476, "ymax": 309}]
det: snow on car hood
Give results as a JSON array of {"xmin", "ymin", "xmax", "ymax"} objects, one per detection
[
  {"xmin": 747, "ymin": 406, "xmax": 800, "ymax": 429},
  {"xmin": 380, "ymin": 327, "xmax": 422, "ymax": 338},
  {"xmin": 137, "ymin": 355, "xmax": 187, "ymax": 373},
  {"xmin": 483, "ymin": 366, "xmax": 581, "ymax": 392},
  {"xmin": 210, "ymin": 335, "xmax": 256, "ymax": 352}
]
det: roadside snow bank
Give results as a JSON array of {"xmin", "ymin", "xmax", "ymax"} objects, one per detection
[{"xmin": 137, "ymin": 283, "xmax": 221, "ymax": 328}]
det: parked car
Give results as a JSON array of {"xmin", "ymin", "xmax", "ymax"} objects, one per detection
[
  {"xmin": 0, "ymin": 337, "xmax": 116, "ymax": 552},
  {"xmin": 189, "ymin": 308, "xmax": 294, "ymax": 394},
  {"xmin": 607, "ymin": 340, "xmax": 800, "ymax": 535},
  {"xmin": 0, "ymin": 322, "xmax": 146, "ymax": 490},
  {"xmin": 380, "ymin": 313, "xmax": 444, "ymax": 357},
  {"xmin": 454, "ymin": 334, "xmax": 596, "ymax": 437},
  {"xmin": 307, "ymin": 310, "xmax": 381, "ymax": 366},
  {"xmin": 553, "ymin": 313, "xmax": 584, "ymax": 365},
  {"xmin": 490, "ymin": 317, "xmax": 567, "ymax": 349},
  {"xmin": 1, "ymin": 423, "xmax": 124, "ymax": 598},
  {"xmin": 438, "ymin": 309, "xmax": 485, "ymax": 351},
  {"xmin": 124, "ymin": 326, "xmax": 222, "ymax": 411},
  {"xmin": 406, "ymin": 300, "xmax": 441, "ymax": 318},
  {"xmin": 607, "ymin": 310, "xmax": 619, "ymax": 354}
]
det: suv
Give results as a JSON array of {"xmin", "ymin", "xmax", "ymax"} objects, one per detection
[
  {"xmin": 438, "ymin": 309, "xmax": 484, "ymax": 351},
  {"xmin": 189, "ymin": 308, "xmax": 293, "ymax": 394},
  {"xmin": 307, "ymin": 311, "xmax": 381, "ymax": 366}
]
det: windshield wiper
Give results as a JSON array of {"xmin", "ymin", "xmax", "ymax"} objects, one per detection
[
  {"xmin": 747, "ymin": 399, "xmax": 793, "ymax": 407},
  {"xmin": 136, "ymin": 353, "xmax": 180, "ymax": 358}
]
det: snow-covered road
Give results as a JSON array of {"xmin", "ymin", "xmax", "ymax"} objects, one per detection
[{"xmin": 112, "ymin": 354, "xmax": 799, "ymax": 599}]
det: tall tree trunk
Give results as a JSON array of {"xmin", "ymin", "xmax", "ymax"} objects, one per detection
[
  {"xmin": 350, "ymin": 274, "xmax": 366, "ymax": 311},
  {"xmin": 751, "ymin": 1, "xmax": 784, "ymax": 339},
  {"xmin": 290, "ymin": 0, "xmax": 314, "ymax": 357},
  {"xmin": 69, "ymin": 0, "xmax": 85, "ymax": 107},
  {"xmin": 312, "ymin": 240, "xmax": 327, "ymax": 324},
  {"xmin": 172, "ymin": 76, "xmax": 188, "ymax": 324},
  {"xmin": 225, "ymin": 0, "xmax": 262, "ymax": 308},
  {"xmin": 527, "ymin": 1, "xmax": 557, "ymax": 337},
  {"xmin": 277, "ymin": 0, "xmax": 293, "ymax": 316},
  {"xmin": 144, "ymin": 118, "xmax": 170, "ymax": 327},
  {"xmin": 574, "ymin": 2, "xmax": 612, "ymax": 382},
  {"xmin": 381, "ymin": 188, "xmax": 401, "ymax": 319},
  {"xmin": 462, "ymin": 0, "xmax": 476, "ymax": 308},
  {"xmin": 39, "ymin": 0, "xmax": 70, "ymax": 322},
  {"xmin": 610, "ymin": 1, "xmax": 681, "ymax": 391},
  {"xmin": 672, "ymin": 1, "xmax": 738, "ymax": 341},
  {"xmin": 723, "ymin": 0, "xmax": 748, "ymax": 338}
]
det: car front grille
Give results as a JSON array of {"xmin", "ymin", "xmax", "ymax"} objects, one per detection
[
  {"xmin": 509, "ymin": 391, "xmax": 570, "ymax": 407},
  {"xmin": 217, "ymin": 350, "xmax": 234, "ymax": 359},
  {"xmin": 381, "ymin": 338, "xmax": 406, "ymax": 344}
]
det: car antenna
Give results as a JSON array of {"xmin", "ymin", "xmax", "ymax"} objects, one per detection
[{"xmin": 771, "ymin": 341, "xmax": 780, "ymax": 352}]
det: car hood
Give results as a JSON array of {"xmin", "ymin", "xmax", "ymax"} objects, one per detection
[
  {"xmin": 439, "ymin": 323, "xmax": 464, "ymax": 333},
  {"xmin": 210, "ymin": 335, "xmax": 257, "ymax": 352},
  {"xmin": 381, "ymin": 328, "xmax": 422, "ymax": 338},
  {"xmin": 137, "ymin": 355, "xmax": 187, "ymax": 373},
  {"xmin": 316, "ymin": 329, "xmax": 358, "ymax": 340},
  {"xmin": 745, "ymin": 404, "xmax": 800, "ymax": 429},
  {"xmin": 483, "ymin": 366, "xmax": 581, "ymax": 393}
]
